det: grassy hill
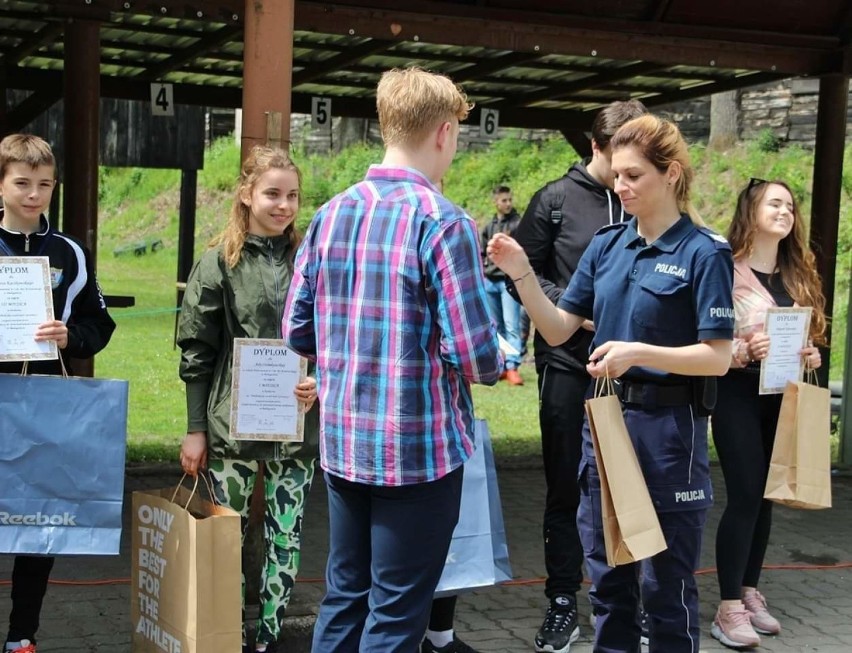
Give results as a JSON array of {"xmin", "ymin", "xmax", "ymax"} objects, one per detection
[{"xmin": 93, "ymin": 135, "xmax": 852, "ymax": 460}]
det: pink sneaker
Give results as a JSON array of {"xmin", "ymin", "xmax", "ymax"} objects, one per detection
[
  {"xmin": 743, "ymin": 589, "xmax": 781, "ymax": 635},
  {"xmin": 710, "ymin": 602, "xmax": 761, "ymax": 649}
]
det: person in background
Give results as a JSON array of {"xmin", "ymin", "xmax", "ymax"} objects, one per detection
[
  {"xmin": 709, "ymin": 178, "xmax": 825, "ymax": 650},
  {"xmin": 488, "ymin": 114, "xmax": 734, "ymax": 652},
  {"xmin": 0, "ymin": 134, "xmax": 116, "ymax": 653},
  {"xmin": 177, "ymin": 146, "xmax": 319, "ymax": 653},
  {"xmin": 481, "ymin": 184, "xmax": 524, "ymax": 385},
  {"xmin": 512, "ymin": 99, "xmax": 648, "ymax": 652},
  {"xmin": 282, "ymin": 67, "xmax": 502, "ymax": 652}
]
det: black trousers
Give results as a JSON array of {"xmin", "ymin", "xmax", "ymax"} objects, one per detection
[
  {"xmin": 538, "ymin": 364, "xmax": 589, "ymax": 599},
  {"xmin": 7, "ymin": 555, "xmax": 54, "ymax": 644},
  {"xmin": 711, "ymin": 370, "xmax": 783, "ymax": 600}
]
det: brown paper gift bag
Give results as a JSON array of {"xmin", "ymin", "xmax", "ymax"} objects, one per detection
[
  {"xmin": 131, "ymin": 476, "xmax": 242, "ymax": 652},
  {"xmin": 586, "ymin": 378, "xmax": 667, "ymax": 566},
  {"xmin": 764, "ymin": 371, "xmax": 832, "ymax": 509}
]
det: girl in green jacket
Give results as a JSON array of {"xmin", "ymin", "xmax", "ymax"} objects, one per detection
[{"xmin": 177, "ymin": 146, "xmax": 318, "ymax": 653}]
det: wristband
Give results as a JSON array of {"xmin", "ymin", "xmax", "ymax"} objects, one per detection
[{"xmin": 513, "ymin": 269, "xmax": 533, "ymax": 284}]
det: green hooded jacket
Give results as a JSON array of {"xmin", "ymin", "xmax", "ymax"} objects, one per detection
[{"xmin": 177, "ymin": 233, "xmax": 318, "ymax": 461}]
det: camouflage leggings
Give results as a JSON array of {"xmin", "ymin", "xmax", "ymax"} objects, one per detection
[{"xmin": 207, "ymin": 458, "xmax": 315, "ymax": 646}]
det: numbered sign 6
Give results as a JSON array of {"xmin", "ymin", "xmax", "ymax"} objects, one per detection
[
  {"xmin": 312, "ymin": 97, "xmax": 332, "ymax": 131},
  {"xmin": 480, "ymin": 108, "xmax": 499, "ymax": 137},
  {"xmin": 150, "ymin": 83, "xmax": 174, "ymax": 117}
]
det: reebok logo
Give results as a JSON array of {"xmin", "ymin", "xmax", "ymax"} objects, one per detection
[
  {"xmin": 554, "ymin": 596, "xmax": 571, "ymax": 607},
  {"xmin": 0, "ymin": 511, "xmax": 77, "ymax": 526}
]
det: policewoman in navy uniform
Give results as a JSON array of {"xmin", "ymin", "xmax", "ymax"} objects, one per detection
[{"xmin": 488, "ymin": 114, "xmax": 735, "ymax": 653}]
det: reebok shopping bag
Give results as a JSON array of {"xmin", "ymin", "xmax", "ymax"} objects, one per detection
[
  {"xmin": 435, "ymin": 419, "xmax": 512, "ymax": 595},
  {"xmin": 0, "ymin": 372, "xmax": 128, "ymax": 555},
  {"xmin": 131, "ymin": 477, "xmax": 242, "ymax": 653},
  {"xmin": 585, "ymin": 378, "xmax": 667, "ymax": 566}
]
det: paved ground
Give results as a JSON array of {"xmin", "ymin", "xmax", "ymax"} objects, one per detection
[{"xmin": 2, "ymin": 460, "xmax": 851, "ymax": 652}]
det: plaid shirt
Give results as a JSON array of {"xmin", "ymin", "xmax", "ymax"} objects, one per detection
[{"xmin": 283, "ymin": 165, "xmax": 502, "ymax": 486}]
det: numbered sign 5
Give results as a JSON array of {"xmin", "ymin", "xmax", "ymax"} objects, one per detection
[
  {"xmin": 150, "ymin": 83, "xmax": 174, "ymax": 117},
  {"xmin": 312, "ymin": 97, "xmax": 332, "ymax": 131},
  {"xmin": 480, "ymin": 108, "xmax": 499, "ymax": 137}
]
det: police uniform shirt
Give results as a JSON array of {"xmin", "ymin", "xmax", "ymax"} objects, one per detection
[{"xmin": 558, "ymin": 215, "xmax": 735, "ymax": 383}]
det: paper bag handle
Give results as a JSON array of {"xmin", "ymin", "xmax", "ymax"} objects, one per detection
[
  {"xmin": 593, "ymin": 362, "xmax": 615, "ymax": 398},
  {"xmin": 20, "ymin": 356, "xmax": 69, "ymax": 379},
  {"xmin": 170, "ymin": 472, "xmax": 220, "ymax": 511},
  {"xmin": 171, "ymin": 474, "xmax": 201, "ymax": 510},
  {"xmin": 803, "ymin": 363, "xmax": 819, "ymax": 386}
]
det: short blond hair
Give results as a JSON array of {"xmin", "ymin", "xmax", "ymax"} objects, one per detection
[
  {"xmin": 377, "ymin": 67, "xmax": 472, "ymax": 146},
  {"xmin": 0, "ymin": 134, "xmax": 55, "ymax": 179}
]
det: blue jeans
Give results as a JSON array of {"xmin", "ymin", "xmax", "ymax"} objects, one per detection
[
  {"xmin": 484, "ymin": 277, "xmax": 523, "ymax": 369},
  {"xmin": 312, "ymin": 467, "xmax": 464, "ymax": 653}
]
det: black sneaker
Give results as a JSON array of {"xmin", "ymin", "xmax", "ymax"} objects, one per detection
[
  {"xmin": 534, "ymin": 596, "xmax": 580, "ymax": 653},
  {"xmin": 420, "ymin": 635, "xmax": 479, "ymax": 653}
]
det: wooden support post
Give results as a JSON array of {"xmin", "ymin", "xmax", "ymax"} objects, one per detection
[
  {"xmin": 809, "ymin": 74, "xmax": 849, "ymax": 387},
  {"xmin": 240, "ymin": 0, "xmax": 295, "ymax": 160},
  {"xmin": 63, "ymin": 18, "xmax": 100, "ymax": 378},
  {"xmin": 173, "ymin": 169, "xmax": 198, "ymax": 348},
  {"xmin": 241, "ymin": 1, "xmax": 298, "ymax": 619}
]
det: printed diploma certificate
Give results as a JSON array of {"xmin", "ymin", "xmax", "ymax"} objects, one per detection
[
  {"xmin": 0, "ymin": 256, "xmax": 57, "ymax": 361},
  {"xmin": 759, "ymin": 307, "xmax": 812, "ymax": 395},
  {"xmin": 230, "ymin": 338, "xmax": 307, "ymax": 441}
]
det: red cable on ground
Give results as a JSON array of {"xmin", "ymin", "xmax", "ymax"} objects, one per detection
[{"xmin": 1, "ymin": 562, "xmax": 850, "ymax": 588}]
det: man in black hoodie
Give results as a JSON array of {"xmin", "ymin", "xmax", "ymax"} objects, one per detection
[{"xmin": 514, "ymin": 100, "xmax": 647, "ymax": 653}]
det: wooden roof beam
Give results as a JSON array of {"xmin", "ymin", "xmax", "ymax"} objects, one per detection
[
  {"xmin": 293, "ymin": 38, "xmax": 392, "ymax": 85},
  {"xmin": 640, "ymin": 71, "xmax": 785, "ymax": 107},
  {"xmin": 295, "ymin": 3, "xmax": 838, "ymax": 75},
  {"xmin": 646, "ymin": 0, "xmax": 674, "ymax": 22},
  {"xmin": 51, "ymin": 0, "xmax": 240, "ymax": 23},
  {"xmin": 299, "ymin": 1, "xmax": 836, "ymax": 50},
  {"xmin": 3, "ymin": 21, "xmax": 64, "ymax": 66},
  {"xmin": 6, "ymin": 87, "xmax": 63, "ymax": 132},
  {"xmin": 450, "ymin": 51, "xmax": 544, "ymax": 82},
  {"xmin": 137, "ymin": 24, "xmax": 241, "ymax": 80},
  {"xmin": 494, "ymin": 61, "xmax": 664, "ymax": 109}
]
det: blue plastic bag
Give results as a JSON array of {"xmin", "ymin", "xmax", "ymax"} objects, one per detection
[
  {"xmin": 0, "ymin": 372, "xmax": 128, "ymax": 555},
  {"xmin": 435, "ymin": 419, "xmax": 513, "ymax": 595}
]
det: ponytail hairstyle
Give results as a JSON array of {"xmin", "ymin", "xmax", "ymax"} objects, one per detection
[
  {"xmin": 210, "ymin": 145, "xmax": 302, "ymax": 268},
  {"xmin": 609, "ymin": 114, "xmax": 704, "ymax": 227},
  {"xmin": 727, "ymin": 179, "xmax": 827, "ymax": 344}
]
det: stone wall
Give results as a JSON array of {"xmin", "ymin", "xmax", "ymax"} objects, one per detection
[{"xmin": 658, "ymin": 78, "xmax": 852, "ymax": 148}]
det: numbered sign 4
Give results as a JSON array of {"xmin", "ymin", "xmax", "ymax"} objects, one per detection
[
  {"xmin": 480, "ymin": 108, "xmax": 500, "ymax": 137},
  {"xmin": 150, "ymin": 83, "xmax": 175, "ymax": 117},
  {"xmin": 312, "ymin": 97, "xmax": 332, "ymax": 131}
]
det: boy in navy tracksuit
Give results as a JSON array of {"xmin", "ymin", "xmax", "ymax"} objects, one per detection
[{"xmin": 0, "ymin": 134, "xmax": 115, "ymax": 653}]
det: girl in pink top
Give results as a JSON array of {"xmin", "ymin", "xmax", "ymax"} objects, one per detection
[{"xmin": 710, "ymin": 179, "xmax": 825, "ymax": 650}]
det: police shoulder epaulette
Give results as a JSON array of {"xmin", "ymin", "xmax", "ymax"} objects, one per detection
[
  {"xmin": 697, "ymin": 227, "xmax": 731, "ymax": 250},
  {"xmin": 595, "ymin": 222, "xmax": 628, "ymax": 236}
]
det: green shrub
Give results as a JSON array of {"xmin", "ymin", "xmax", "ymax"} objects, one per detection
[{"xmin": 756, "ymin": 128, "xmax": 782, "ymax": 153}]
